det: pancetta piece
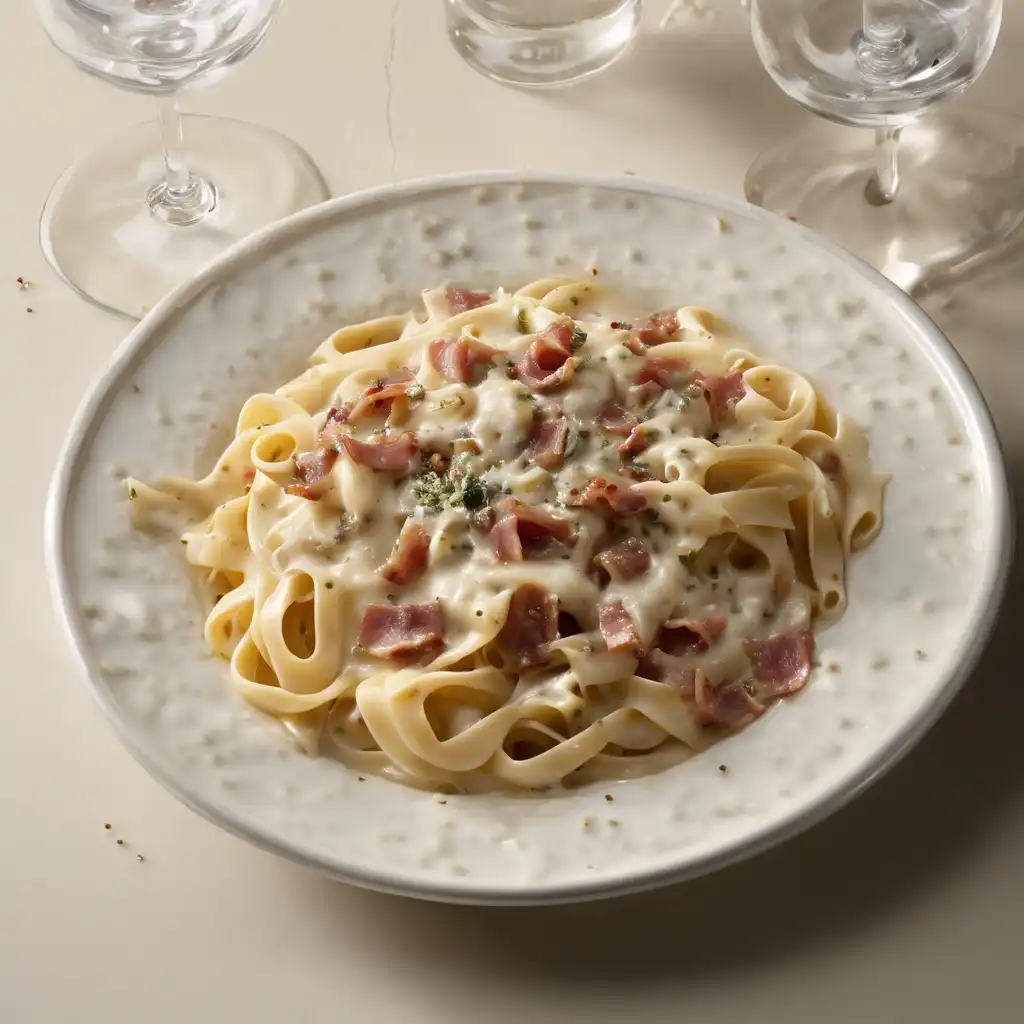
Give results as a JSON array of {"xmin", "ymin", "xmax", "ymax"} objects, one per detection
[
  {"xmin": 597, "ymin": 601, "xmax": 642, "ymax": 652},
  {"xmin": 340, "ymin": 432, "xmax": 419, "ymax": 471},
  {"xmin": 359, "ymin": 602, "xmax": 445, "ymax": 658},
  {"xmin": 497, "ymin": 584, "xmax": 557, "ymax": 669},
  {"xmin": 743, "ymin": 627, "xmax": 815, "ymax": 699},
  {"xmin": 379, "ymin": 521, "xmax": 430, "ymax": 585},
  {"xmin": 593, "ymin": 537, "xmax": 650, "ymax": 583},
  {"xmin": 445, "ymin": 286, "xmax": 491, "ymax": 315}
]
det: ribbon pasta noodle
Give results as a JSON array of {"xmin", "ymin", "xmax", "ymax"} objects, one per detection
[{"xmin": 129, "ymin": 277, "xmax": 886, "ymax": 791}]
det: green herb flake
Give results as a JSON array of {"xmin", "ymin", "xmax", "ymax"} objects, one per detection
[
  {"xmin": 570, "ymin": 295, "xmax": 579, "ymax": 306},
  {"xmin": 459, "ymin": 472, "xmax": 487, "ymax": 511},
  {"xmin": 515, "ymin": 307, "xmax": 530, "ymax": 333},
  {"xmin": 569, "ymin": 325, "xmax": 588, "ymax": 350},
  {"xmin": 517, "ymin": 392, "xmax": 536, "ymax": 402},
  {"xmin": 127, "ymin": 485, "xmax": 137, "ymax": 500},
  {"xmin": 679, "ymin": 552, "xmax": 698, "ymax": 570}
]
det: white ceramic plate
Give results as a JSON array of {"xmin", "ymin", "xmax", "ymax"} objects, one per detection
[{"xmin": 46, "ymin": 173, "xmax": 1012, "ymax": 905}]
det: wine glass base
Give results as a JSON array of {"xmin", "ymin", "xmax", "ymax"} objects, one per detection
[
  {"xmin": 40, "ymin": 115, "xmax": 330, "ymax": 319},
  {"xmin": 745, "ymin": 106, "xmax": 1024, "ymax": 292},
  {"xmin": 444, "ymin": 0, "xmax": 642, "ymax": 88}
]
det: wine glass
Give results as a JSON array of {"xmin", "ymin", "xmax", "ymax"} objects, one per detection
[
  {"xmin": 35, "ymin": 0, "xmax": 329, "ymax": 318},
  {"xmin": 445, "ymin": 0, "xmax": 643, "ymax": 88},
  {"xmin": 745, "ymin": 0, "xmax": 1024, "ymax": 292}
]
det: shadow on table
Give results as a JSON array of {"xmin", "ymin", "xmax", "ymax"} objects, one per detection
[
  {"xmin": 290, "ymin": 254, "xmax": 1024, "ymax": 985},
  {"xmin": 537, "ymin": 27, "xmax": 803, "ymax": 176}
]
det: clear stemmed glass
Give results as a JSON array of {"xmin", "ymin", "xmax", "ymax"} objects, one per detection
[
  {"xmin": 745, "ymin": 0, "xmax": 1024, "ymax": 291},
  {"xmin": 35, "ymin": 0, "xmax": 329, "ymax": 318}
]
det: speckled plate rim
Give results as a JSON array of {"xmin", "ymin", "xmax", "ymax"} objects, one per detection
[{"xmin": 45, "ymin": 171, "xmax": 1014, "ymax": 905}]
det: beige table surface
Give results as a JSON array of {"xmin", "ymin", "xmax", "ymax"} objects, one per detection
[{"xmin": 4, "ymin": 2, "xmax": 1024, "ymax": 1022}]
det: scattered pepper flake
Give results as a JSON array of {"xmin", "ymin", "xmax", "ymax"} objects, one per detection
[
  {"xmin": 26, "ymin": 307, "xmax": 34, "ymax": 313},
  {"xmin": 718, "ymin": 764, "xmax": 728, "ymax": 773},
  {"xmin": 604, "ymin": 793, "xmax": 614, "ymax": 802},
  {"xmin": 136, "ymin": 854, "xmax": 145, "ymax": 862},
  {"xmin": 116, "ymin": 838, "xmax": 124, "ymax": 845},
  {"xmin": 103, "ymin": 823, "xmax": 112, "ymax": 830}
]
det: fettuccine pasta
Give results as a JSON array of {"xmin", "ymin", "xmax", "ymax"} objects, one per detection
[{"xmin": 128, "ymin": 276, "xmax": 886, "ymax": 791}]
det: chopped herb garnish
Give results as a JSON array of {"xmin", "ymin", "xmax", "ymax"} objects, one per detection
[
  {"xmin": 515, "ymin": 307, "xmax": 530, "ymax": 333},
  {"xmin": 405, "ymin": 381, "xmax": 425, "ymax": 400},
  {"xmin": 569, "ymin": 325, "xmax": 588, "ymax": 350},
  {"xmin": 517, "ymin": 392, "xmax": 536, "ymax": 402},
  {"xmin": 458, "ymin": 472, "xmax": 487, "ymax": 511},
  {"xmin": 127, "ymin": 486, "xmax": 137, "ymax": 500},
  {"xmin": 679, "ymin": 552, "xmax": 698, "ymax": 570},
  {"xmin": 325, "ymin": 581, "xmax": 334, "ymax": 589},
  {"xmin": 661, "ymin": 494, "xmax": 671, "ymax": 503},
  {"xmin": 570, "ymin": 295, "xmax": 579, "ymax": 306}
]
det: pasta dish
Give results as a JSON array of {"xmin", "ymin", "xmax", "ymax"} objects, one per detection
[{"xmin": 128, "ymin": 276, "xmax": 886, "ymax": 791}]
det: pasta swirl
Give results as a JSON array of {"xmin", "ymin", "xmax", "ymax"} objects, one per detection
[{"xmin": 129, "ymin": 278, "xmax": 886, "ymax": 791}]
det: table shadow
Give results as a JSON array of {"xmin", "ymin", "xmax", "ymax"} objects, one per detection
[
  {"xmin": 287, "ymin": 255, "xmax": 1024, "ymax": 986},
  {"xmin": 540, "ymin": 28, "xmax": 803, "ymax": 173}
]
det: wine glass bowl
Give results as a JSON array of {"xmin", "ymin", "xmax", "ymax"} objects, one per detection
[
  {"xmin": 751, "ymin": 0, "xmax": 1002, "ymax": 128},
  {"xmin": 33, "ymin": 0, "xmax": 328, "ymax": 317},
  {"xmin": 745, "ymin": 0, "xmax": 1022, "ymax": 291}
]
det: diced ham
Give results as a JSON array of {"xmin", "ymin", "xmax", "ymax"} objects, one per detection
[
  {"xmin": 294, "ymin": 447, "xmax": 338, "ymax": 486},
  {"xmin": 569, "ymin": 477, "xmax": 648, "ymax": 516},
  {"xmin": 704, "ymin": 370, "xmax": 745, "ymax": 423},
  {"xmin": 340, "ymin": 432, "xmax": 419, "ymax": 471},
  {"xmin": 359, "ymin": 602, "xmax": 445, "ymax": 659},
  {"xmin": 490, "ymin": 514, "xmax": 523, "ymax": 563},
  {"xmin": 498, "ymin": 584, "xmax": 556, "ymax": 669},
  {"xmin": 428, "ymin": 336, "xmax": 498, "ymax": 382},
  {"xmin": 285, "ymin": 484, "xmax": 319, "ymax": 501},
  {"xmin": 598, "ymin": 402, "xmax": 638, "ymax": 437},
  {"xmin": 598, "ymin": 601, "xmax": 642, "ymax": 652},
  {"xmin": 445, "ymin": 286, "xmax": 491, "ymax": 315},
  {"xmin": 490, "ymin": 499, "xmax": 576, "ymax": 562},
  {"xmin": 526, "ymin": 411, "xmax": 569, "ymax": 470},
  {"xmin": 743, "ymin": 627, "xmax": 815, "ymax": 699},
  {"xmin": 379, "ymin": 521, "xmax": 430, "ymax": 585},
  {"xmin": 637, "ymin": 649, "xmax": 696, "ymax": 694},
  {"xmin": 320, "ymin": 407, "xmax": 349, "ymax": 449},
  {"xmin": 623, "ymin": 334, "xmax": 649, "ymax": 357},
  {"xmin": 627, "ymin": 380, "xmax": 665, "ymax": 408},
  {"xmin": 516, "ymin": 322, "xmax": 577, "ymax": 392},
  {"xmin": 633, "ymin": 311, "xmax": 680, "ymax": 347},
  {"xmin": 593, "ymin": 537, "xmax": 650, "ymax": 583},
  {"xmin": 656, "ymin": 616, "xmax": 727, "ymax": 658},
  {"xmin": 635, "ymin": 356, "xmax": 691, "ymax": 390},
  {"xmin": 347, "ymin": 368, "xmax": 415, "ymax": 422},
  {"xmin": 695, "ymin": 670, "xmax": 764, "ymax": 729},
  {"xmin": 617, "ymin": 425, "xmax": 650, "ymax": 456}
]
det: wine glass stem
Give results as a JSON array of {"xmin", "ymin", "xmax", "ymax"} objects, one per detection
[
  {"xmin": 873, "ymin": 125, "xmax": 902, "ymax": 204},
  {"xmin": 147, "ymin": 98, "xmax": 218, "ymax": 228},
  {"xmin": 859, "ymin": 0, "xmax": 915, "ymax": 79}
]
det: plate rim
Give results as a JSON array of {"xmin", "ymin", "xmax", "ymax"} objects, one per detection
[{"xmin": 45, "ymin": 170, "xmax": 1015, "ymax": 904}]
